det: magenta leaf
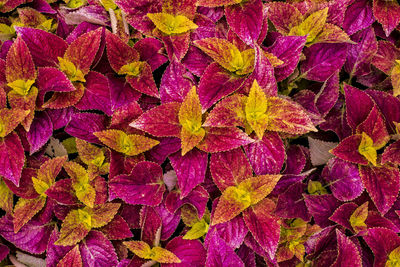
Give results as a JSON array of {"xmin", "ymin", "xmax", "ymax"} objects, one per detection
[
  {"xmin": 363, "ymin": 228, "xmax": 400, "ymax": 267},
  {"xmin": 359, "ymin": 164, "xmax": 400, "ymax": 215},
  {"xmin": 65, "ymin": 112, "xmax": 107, "ymax": 144},
  {"xmin": 164, "ymin": 237, "xmax": 206, "ymax": 267},
  {"xmin": 331, "ymin": 230, "xmax": 362, "ymax": 267},
  {"xmin": 225, "ymin": 0, "xmax": 263, "ymax": 46},
  {"xmin": 27, "ymin": 111, "xmax": 53, "ymax": 154},
  {"xmin": 0, "ymin": 216, "xmax": 53, "ymax": 254},
  {"xmin": 79, "ymin": 231, "xmax": 118, "ymax": 267},
  {"xmin": 206, "ymin": 231, "xmax": 245, "ymax": 267},
  {"xmin": 109, "ymin": 161, "xmax": 165, "ymax": 206},
  {"xmin": 244, "ymin": 132, "xmax": 285, "ymax": 175},
  {"xmin": 301, "ymin": 43, "xmax": 347, "ymax": 82},
  {"xmin": 198, "ymin": 63, "xmax": 245, "ymax": 111},
  {"xmin": 0, "ymin": 132, "xmax": 25, "ymax": 186},
  {"xmin": 322, "ymin": 158, "xmax": 364, "ymax": 201},
  {"xmin": 160, "ymin": 60, "xmax": 194, "ymax": 103},
  {"xmin": 169, "ymin": 149, "xmax": 208, "ymax": 198}
]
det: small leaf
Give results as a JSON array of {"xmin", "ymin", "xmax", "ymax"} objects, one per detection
[
  {"xmin": 183, "ymin": 218, "xmax": 209, "ymax": 240},
  {"xmin": 147, "ymin": 13, "xmax": 197, "ymax": 35},
  {"xmin": 55, "ymin": 209, "xmax": 91, "ymax": 246},
  {"xmin": 349, "ymin": 202, "xmax": 368, "ymax": 233},
  {"xmin": 94, "ymin": 129, "xmax": 159, "ymax": 156},
  {"xmin": 358, "ymin": 132, "xmax": 377, "ymax": 166},
  {"xmin": 289, "ymin": 8, "xmax": 328, "ymax": 44},
  {"xmin": 245, "ymin": 80, "xmax": 268, "ymax": 140}
]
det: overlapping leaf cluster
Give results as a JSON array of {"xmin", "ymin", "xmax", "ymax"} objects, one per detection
[{"xmin": 1, "ymin": 0, "xmax": 400, "ymax": 266}]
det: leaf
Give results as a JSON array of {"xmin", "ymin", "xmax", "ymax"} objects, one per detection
[
  {"xmin": 211, "ymin": 175, "xmax": 280, "ymax": 225},
  {"xmin": 0, "ymin": 132, "xmax": 25, "ymax": 186},
  {"xmin": 322, "ymin": 158, "xmax": 364, "ymax": 202},
  {"xmin": 331, "ymin": 230, "xmax": 362, "ymax": 267},
  {"xmin": 178, "ymin": 87, "xmax": 205, "ymax": 155},
  {"xmin": 359, "ymin": 164, "xmax": 400, "ymax": 215},
  {"xmin": 160, "ymin": 59, "xmax": 193, "ymax": 103},
  {"xmin": 89, "ymin": 202, "xmax": 120, "ymax": 228},
  {"xmin": 15, "ymin": 27, "xmax": 68, "ymax": 67},
  {"xmin": 344, "ymin": 84, "xmax": 375, "ymax": 129},
  {"xmin": 5, "ymin": 36, "xmax": 36, "ymax": 84},
  {"xmin": 342, "ymin": 0, "xmax": 375, "ymax": 36},
  {"xmin": 124, "ymin": 241, "xmax": 181, "ymax": 263},
  {"xmin": 169, "ymin": 149, "xmax": 208, "ymax": 198},
  {"xmin": 130, "ymin": 102, "xmax": 181, "ymax": 137},
  {"xmin": 26, "ymin": 111, "xmax": 53, "ymax": 154},
  {"xmin": 225, "ymin": 0, "xmax": 263, "ymax": 45},
  {"xmin": 382, "ymin": 140, "xmax": 400, "ymax": 165},
  {"xmin": 308, "ymin": 137, "xmax": 338, "ymax": 166},
  {"xmin": 344, "ymin": 27, "xmax": 378, "ymax": 77},
  {"xmin": 373, "ymin": 0, "xmax": 400, "ymax": 37},
  {"xmin": 289, "ymin": 8, "xmax": 328, "ymax": 45},
  {"xmin": 94, "ymin": 129, "xmax": 159, "ymax": 156},
  {"xmin": 245, "ymin": 80, "xmax": 268, "ymax": 139},
  {"xmin": 330, "ymin": 135, "xmax": 368, "ymax": 165},
  {"xmin": 55, "ymin": 209, "xmax": 91, "ymax": 246},
  {"xmin": 265, "ymin": 97, "xmax": 317, "ymax": 135},
  {"xmin": 198, "ymin": 63, "xmax": 245, "ymax": 111},
  {"xmin": 197, "ymin": 127, "xmax": 254, "ymax": 153},
  {"xmin": 64, "ymin": 28, "xmax": 102, "ymax": 75},
  {"xmin": 165, "ymin": 237, "xmax": 206, "ymax": 266},
  {"xmin": 183, "ymin": 218, "xmax": 209, "ymax": 240},
  {"xmin": 79, "ymin": 231, "xmax": 118, "ymax": 267},
  {"xmin": 1, "ymin": 216, "xmax": 52, "ymax": 255},
  {"xmin": 363, "ymin": 228, "xmax": 400, "ymax": 267},
  {"xmin": 265, "ymin": 35, "xmax": 307, "ymax": 81},
  {"xmin": 105, "ymin": 30, "xmax": 140, "ymax": 73},
  {"xmin": 266, "ymin": 2, "xmax": 303, "ymax": 34},
  {"xmin": 147, "ymin": 13, "xmax": 197, "ymax": 35},
  {"xmin": 210, "ymin": 148, "xmax": 252, "ymax": 191},
  {"xmin": 99, "ymin": 215, "xmax": 132, "ymax": 240},
  {"xmin": 109, "ymin": 161, "xmax": 165, "ymax": 206},
  {"xmin": 65, "ymin": 112, "xmax": 107, "ymax": 144},
  {"xmin": 243, "ymin": 198, "xmax": 280, "ymax": 260},
  {"xmin": 203, "ymin": 94, "xmax": 247, "ymax": 128},
  {"xmin": 13, "ymin": 197, "xmax": 46, "ymax": 233},
  {"xmin": 349, "ymin": 202, "xmax": 368, "ymax": 233},
  {"xmin": 301, "ymin": 43, "xmax": 347, "ymax": 82},
  {"xmin": 63, "ymin": 161, "xmax": 95, "ymax": 208},
  {"xmin": 0, "ymin": 179, "xmax": 13, "ymax": 213},
  {"xmin": 75, "ymin": 71, "xmax": 112, "ymax": 115},
  {"xmin": 391, "ymin": 60, "xmax": 400, "ymax": 97},
  {"xmin": 194, "ymin": 38, "xmax": 251, "ymax": 74},
  {"xmin": 58, "ymin": 246, "xmax": 82, "ymax": 267},
  {"xmin": 205, "ymin": 231, "xmax": 245, "ymax": 267},
  {"xmin": 358, "ymin": 132, "xmax": 377, "ymax": 166},
  {"xmin": 0, "ymin": 108, "xmax": 30, "ymax": 138}
]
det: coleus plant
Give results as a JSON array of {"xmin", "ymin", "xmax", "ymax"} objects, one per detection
[{"xmin": 1, "ymin": 0, "xmax": 400, "ymax": 266}]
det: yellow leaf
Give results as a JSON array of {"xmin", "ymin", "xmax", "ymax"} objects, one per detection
[
  {"xmin": 100, "ymin": 0, "xmax": 117, "ymax": 10},
  {"xmin": 194, "ymin": 38, "xmax": 250, "ymax": 73},
  {"xmin": 0, "ymin": 179, "xmax": 13, "ymax": 214},
  {"xmin": 58, "ymin": 57, "xmax": 86, "ymax": 82},
  {"xmin": 391, "ymin": 60, "xmax": 400, "ymax": 97},
  {"xmin": 386, "ymin": 246, "xmax": 400, "ymax": 267},
  {"xmin": 349, "ymin": 202, "xmax": 368, "ymax": 233},
  {"xmin": 62, "ymin": 137, "xmax": 77, "ymax": 154},
  {"xmin": 55, "ymin": 209, "xmax": 91, "ymax": 246},
  {"xmin": 74, "ymin": 182, "xmax": 96, "ymax": 208},
  {"xmin": 264, "ymin": 51, "xmax": 284, "ymax": 67},
  {"xmin": 66, "ymin": 0, "xmax": 87, "ymax": 8},
  {"xmin": 307, "ymin": 180, "xmax": 327, "ymax": 195},
  {"xmin": 118, "ymin": 61, "xmax": 145, "ymax": 77},
  {"xmin": 94, "ymin": 129, "xmax": 160, "ymax": 156},
  {"xmin": 7, "ymin": 79, "xmax": 35, "ymax": 96},
  {"xmin": 358, "ymin": 132, "xmax": 377, "ymax": 166},
  {"xmin": 124, "ymin": 241, "xmax": 152, "ymax": 259},
  {"xmin": 150, "ymin": 247, "xmax": 181, "ymax": 264},
  {"xmin": 288, "ymin": 7, "xmax": 328, "ymax": 44},
  {"xmin": 147, "ymin": 13, "xmax": 198, "ymax": 35},
  {"xmin": 236, "ymin": 48, "xmax": 255, "ymax": 75},
  {"xmin": 32, "ymin": 177, "xmax": 50, "ymax": 196},
  {"xmin": 178, "ymin": 87, "xmax": 205, "ymax": 155},
  {"xmin": 245, "ymin": 80, "xmax": 269, "ymax": 139},
  {"xmin": 183, "ymin": 218, "xmax": 209, "ymax": 240}
]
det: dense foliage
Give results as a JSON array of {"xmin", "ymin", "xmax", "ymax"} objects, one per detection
[{"xmin": 1, "ymin": 0, "xmax": 400, "ymax": 266}]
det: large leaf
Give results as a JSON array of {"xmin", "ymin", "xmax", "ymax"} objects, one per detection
[
  {"xmin": 205, "ymin": 231, "xmax": 245, "ymax": 267},
  {"xmin": 359, "ymin": 164, "xmax": 400, "ymax": 215},
  {"xmin": 0, "ymin": 132, "xmax": 25, "ymax": 186},
  {"xmin": 109, "ymin": 161, "xmax": 165, "ymax": 206},
  {"xmin": 243, "ymin": 198, "xmax": 280, "ymax": 260}
]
